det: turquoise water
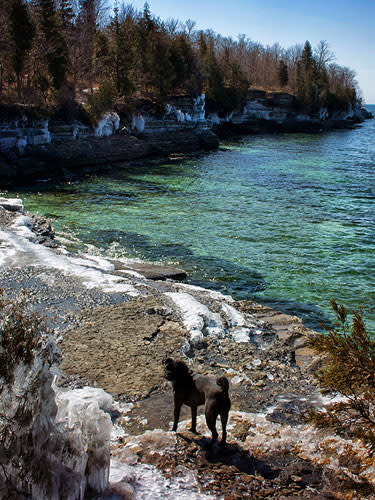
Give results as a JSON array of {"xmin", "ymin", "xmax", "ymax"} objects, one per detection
[{"xmin": 8, "ymin": 109, "xmax": 375, "ymax": 330}]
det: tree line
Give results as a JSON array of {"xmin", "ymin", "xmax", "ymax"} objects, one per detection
[{"xmin": 0, "ymin": 0, "xmax": 361, "ymax": 118}]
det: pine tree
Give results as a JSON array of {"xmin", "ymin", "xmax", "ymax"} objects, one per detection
[
  {"xmin": 277, "ymin": 59, "xmax": 288, "ymax": 88},
  {"xmin": 300, "ymin": 40, "xmax": 313, "ymax": 70},
  {"xmin": 309, "ymin": 300, "xmax": 375, "ymax": 453},
  {"xmin": 296, "ymin": 40, "xmax": 318, "ymax": 108},
  {"xmin": 109, "ymin": 2, "xmax": 135, "ymax": 97},
  {"xmin": 9, "ymin": 0, "xmax": 35, "ymax": 98},
  {"xmin": 37, "ymin": 0, "xmax": 68, "ymax": 90},
  {"xmin": 78, "ymin": 0, "xmax": 96, "ymax": 91}
]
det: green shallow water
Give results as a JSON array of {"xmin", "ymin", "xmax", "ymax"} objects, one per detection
[{"xmin": 9, "ymin": 108, "xmax": 375, "ymax": 330}]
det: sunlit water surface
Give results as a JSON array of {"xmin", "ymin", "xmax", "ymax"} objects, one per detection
[{"xmin": 9, "ymin": 107, "xmax": 375, "ymax": 330}]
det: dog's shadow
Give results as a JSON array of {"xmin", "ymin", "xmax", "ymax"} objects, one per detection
[{"xmin": 177, "ymin": 433, "xmax": 279, "ymax": 479}]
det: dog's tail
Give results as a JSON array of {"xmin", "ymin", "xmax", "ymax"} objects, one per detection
[{"xmin": 216, "ymin": 376, "xmax": 229, "ymax": 394}]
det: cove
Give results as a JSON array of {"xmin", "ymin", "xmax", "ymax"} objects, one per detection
[{"xmin": 9, "ymin": 108, "xmax": 375, "ymax": 331}]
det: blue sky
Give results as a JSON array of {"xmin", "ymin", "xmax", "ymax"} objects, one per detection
[{"xmin": 124, "ymin": 0, "xmax": 375, "ymax": 103}]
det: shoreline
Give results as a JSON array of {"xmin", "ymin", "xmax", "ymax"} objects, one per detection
[
  {"xmin": 1, "ymin": 199, "xmax": 374, "ymax": 498},
  {"xmin": 0, "ymin": 128, "xmax": 219, "ymax": 187},
  {"xmin": 1, "ymin": 93, "xmax": 373, "ymax": 187}
]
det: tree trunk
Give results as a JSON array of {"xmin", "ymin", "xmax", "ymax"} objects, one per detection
[{"xmin": 17, "ymin": 73, "xmax": 21, "ymax": 99}]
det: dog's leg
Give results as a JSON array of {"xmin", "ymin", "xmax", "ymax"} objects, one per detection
[
  {"xmin": 172, "ymin": 397, "xmax": 182, "ymax": 432},
  {"xmin": 220, "ymin": 412, "xmax": 228, "ymax": 444},
  {"xmin": 190, "ymin": 406, "xmax": 197, "ymax": 433},
  {"xmin": 205, "ymin": 405, "xmax": 218, "ymax": 447}
]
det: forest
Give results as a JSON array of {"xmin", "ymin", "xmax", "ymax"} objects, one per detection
[{"xmin": 0, "ymin": 0, "xmax": 361, "ymax": 122}]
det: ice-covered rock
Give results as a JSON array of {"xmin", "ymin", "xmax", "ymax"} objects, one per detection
[
  {"xmin": 165, "ymin": 292, "xmax": 225, "ymax": 346},
  {"xmin": 0, "ymin": 296, "xmax": 113, "ymax": 499},
  {"xmin": 0, "ymin": 197, "xmax": 24, "ymax": 212},
  {"xmin": 208, "ymin": 112, "xmax": 221, "ymax": 125},
  {"xmin": 132, "ymin": 113, "xmax": 145, "ymax": 133},
  {"xmin": 319, "ymin": 107, "xmax": 329, "ymax": 120},
  {"xmin": 95, "ymin": 112, "xmax": 120, "ymax": 137},
  {"xmin": 193, "ymin": 94, "xmax": 206, "ymax": 121},
  {"xmin": 0, "ymin": 213, "xmax": 141, "ymax": 296},
  {"xmin": 55, "ymin": 386, "xmax": 113, "ymax": 495}
]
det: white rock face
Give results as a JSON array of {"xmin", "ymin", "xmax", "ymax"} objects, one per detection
[{"xmin": 95, "ymin": 112, "xmax": 120, "ymax": 137}]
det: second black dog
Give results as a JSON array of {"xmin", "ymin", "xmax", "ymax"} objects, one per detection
[{"xmin": 163, "ymin": 358, "xmax": 231, "ymax": 446}]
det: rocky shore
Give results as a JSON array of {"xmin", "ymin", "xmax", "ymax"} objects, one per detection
[
  {"xmin": 0, "ymin": 129, "xmax": 219, "ymax": 186},
  {"xmin": 0, "ymin": 92, "xmax": 372, "ymax": 187},
  {"xmin": 1, "ymin": 198, "xmax": 374, "ymax": 499}
]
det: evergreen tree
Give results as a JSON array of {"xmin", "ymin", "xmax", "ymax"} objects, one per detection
[
  {"xmin": 9, "ymin": 0, "xmax": 35, "ymax": 98},
  {"xmin": 300, "ymin": 40, "xmax": 313, "ymax": 70},
  {"xmin": 296, "ymin": 40, "xmax": 318, "ymax": 108},
  {"xmin": 137, "ymin": 2, "xmax": 157, "ymax": 92},
  {"xmin": 309, "ymin": 300, "xmax": 375, "ymax": 453},
  {"xmin": 109, "ymin": 2, "xmax": 135, "ymax": 97},
  {"xmin": 78, "ymin": 0, "xmax": 96, "ymax": 91},
  {"xmin": 277, "ymin": 59, "xmax": 288, "ymax": 88},
  {"xmin": 169, "ymin": 34, "xmax": 195, "ymax": 90},
  {"xmin": 38, "ymin": 0, "xmax": 68, "ymax": 90}
]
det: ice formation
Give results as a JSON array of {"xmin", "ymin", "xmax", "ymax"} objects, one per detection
[
  {"xmin": 95, "ymin": 112, "xmax": 120, "ymax": 137},
  {"xmin": 165, "ymin": 291, "xmax": 225, "ymax": 346},
  {"xmin": 221, "ymin": 302, "xmax": 253, "ymax": 343},
  {"xmin": 0, "ymin": 326, "xmax": 112, "ymax": 499},
  {"xmin": 131, "ymin": 113, "xmax": 145, "ymax": 133},
  {"xmin": 0, "ymin": 212, "xmax": 141, "ymax": 296},
  {"xmin": 193, "ymin": 94, "xmax": 206, "ymax": 121},
  {"xmin": 107, "ymin": 430, "xmax": 218, "ymax": 500}
]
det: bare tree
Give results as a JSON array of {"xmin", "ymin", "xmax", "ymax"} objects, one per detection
[
  {"xmin": 164, "ymin": 17, "xmax": 180, "ymax": 37},
  {"xmin": 314, "ymin": 40, "xmax": 335, "ymax": 71},
  {"xmin": 184, "ymin": 18, "xmax": 196, "ymax": 38}
]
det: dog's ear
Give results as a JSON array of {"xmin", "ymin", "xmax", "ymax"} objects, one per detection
[
  {"xmin": 163, "ymin": 357, "xmax": 174, "ymax": 368},
  {"xmin": 175, "ymin": 360, "xmax": 190, "ymax": 376}
]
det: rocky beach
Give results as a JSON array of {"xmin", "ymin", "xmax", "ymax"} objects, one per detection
[{"xmin": 1, "ymin": 198, "xmax": 374, "ymax": 499}]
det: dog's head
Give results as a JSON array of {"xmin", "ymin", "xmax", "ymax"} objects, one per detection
[{"xmin": 163, "ymin": 358, "xmax": 190, "ymax": 382}]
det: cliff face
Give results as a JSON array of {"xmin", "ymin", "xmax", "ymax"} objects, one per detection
[
  {"xmin": 212, "ymin": 90, "xmax": 373, "ymax": 135},
  {"xmin": 0, "ymin": 92, "xmax": 372, "ymax": 186},
  {"xmin": 0, "ymin": 97, "xmax": 218, "ymax": 186}
]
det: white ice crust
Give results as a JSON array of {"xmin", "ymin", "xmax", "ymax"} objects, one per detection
[
  {"xmin": 0, "ymin": 213, "xmax": 140, "ymax": 296},
  {"xmin": 165, "ymin": 291, "xmax": 225, "ymax": 346}
]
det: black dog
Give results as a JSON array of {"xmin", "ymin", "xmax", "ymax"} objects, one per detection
[{"xmin": 163, "ymin": 358, "xmax": 231, "ymax": 446}]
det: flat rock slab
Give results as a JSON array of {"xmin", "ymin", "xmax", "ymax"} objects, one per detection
[
  {"xmin": 60, "ymin": 295, "xmax": 187, "ymax": 399},
  {"xmin": 0, "ymin": 197, "xmax": 23, "ymax": 212},
  {"xmin": 113, "ymin": 260, "xmax": 187, "ymax": 281},
  {"xmin": 60, "ymin": 293, "xmax": 322, "ymax": 432}
]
